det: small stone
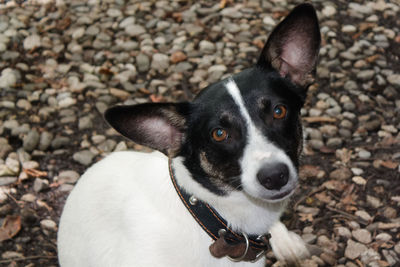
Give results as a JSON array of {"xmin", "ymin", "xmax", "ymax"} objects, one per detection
[
  {"xmin": 73, "ymin": 150, "xmax": 95, "ymax": 165},
  {"xmin": 345, "ymin": 239, "xmax": 368, "ymax": 260},
  {"xmin": 109, "ymin": 88, "xmax": 130, "ymax": 101},
  {"xmin": 170, "ymin": 51, "xmax": 187, "ymax": 64},
  {"xmin": 375, "ymin": 233, "xmax": 391, "ymax": 242},
  {"xmin": 302, "ymin": 233, "xmax": 317, "ymax": 244},
  {"xmin": 33, "ymin": 178, "xmax": 49, "ymax": 192},
  {"xmin": 1, "ymin": 251, "xmax": 24, "ymax": 259},
  {"xmin": 40, "ymin": 219, "xmax": 57, "ymax": 232},
  {"xmin": 357, "ymin": 70, "xmax": 375, "ymax": 81},
  {"xmin": 342, "ymin": 25, "xmax": 357, "ymax": 33},
  {"xmin": 382, "ymin": 207, "xmax": 397, "ymax": 219},
  {"xmin": 39, "ymin": 131, "xmax": 53, "ymax": 151},
  {"xmin": 335, "ymin": 226, "xmax": 352, "ymax": 239},
  {"xmin": 23, "ymin": 130, "xmax": 40, "ymax": 152},
  {"xmin": 58, "ymin": 170, "xmax": 80, "ymax": 184},
  {"xmin": 51, "ymin": 136, "xmax": 70, "ymax": 149},
  {"xmin": 21, "ymin": 193, "xmax": 36, "ymax": 202},
  {"xmin": 72, "ymin": 27, "xmax": 85, "ymax": 39},
  {"xmin": 125, "ymin": 24, "xmax": 146, "ymax": 36},
  {"xmin": 352, "ymin": 229, "xmax": 372, "ymax": 244},
  {"xmin": 16, "ymin": 99, "xmax": 32, "ymax": 110},
  {"xmin": 366, "ymin": 195, "xmax": 382, "ymax": 208},
  {"xmin": 358, "ymin": 150, "xmax": 371, "ymax": 159},
  {"xmin": 317, "ymin": 235, "xmax": 337, "ymax": 251},
  {"xmin": 151, "ymin": 53, "xmax": 169, "ymax": 72},
  {"xmin": 322, "ymin": 5, "xmax": 337, "ymax": 17},
  {"xmin": 78, "ymin": 116, "xmax": 93, "ymax": 130},
  {"xmin": 22, "ymin": 161, "xmax": 39, "ymax": 170},
  {"xmin": 107, "ymin": 8, "xmax": 122, "ymax": 17},
  {"xmin": 387, "ymin": 74, "xmax": 400, "ymax": 88},
  {"xmin": 199, "ymin": 40, "xmax": 215, "ymax": 54},
  {"xmin": 360, "ymin": 249, "xmax": 381, "ymax": 265},
  {"xmin": 23, "ymin": 34, "xmax": 41, "ymax": 50},
  {"xmin": 0, "ymin": 177, "xmax": 17, "ymax": 186},
  {"xmin": 0, "ymin": 68, "xmax": 17, "ymax": 88},
  {"xmin": 136, "ymin": 53, "xmax": 150, "ymax": 72},
  {"xmin": 352, "ymin": 176, "xmax": 367, "ymax": 185}
]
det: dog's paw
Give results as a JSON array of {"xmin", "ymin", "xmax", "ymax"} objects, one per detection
[{"xmin": 269, "ymin": 221, "xmax": 310, "ymax": 266}]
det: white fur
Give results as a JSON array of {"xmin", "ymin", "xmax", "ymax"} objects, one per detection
[
  {"xmin": 225, "ymin": 79, "xmax": 298, "ymax": 201},
  {"xmin": 58, "ymin": 151, "xmax": 309, "ymax": 266}
]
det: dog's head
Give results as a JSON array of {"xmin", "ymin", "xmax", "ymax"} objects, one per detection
[{"xmin": 105, "ymin": 4, "xmax": 320, "ymax": 203}]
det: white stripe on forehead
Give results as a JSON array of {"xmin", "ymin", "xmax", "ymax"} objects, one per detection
[{"xmin": 225, "ymin": 78, "xmax": 256, "ymax": 134}]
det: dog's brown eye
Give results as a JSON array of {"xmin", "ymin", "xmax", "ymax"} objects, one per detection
[
  {"xmin": 273, "ymin": 105, "xmax": 287, "ymax": 119},
  {"xmin": 212, "ymin": 128, "xmax": 228, "ymax": 142}
]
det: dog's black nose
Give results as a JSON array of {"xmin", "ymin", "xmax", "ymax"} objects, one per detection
[{"xmin": 257, "ymin": 163, "xmax": 289, "ymax": 190}]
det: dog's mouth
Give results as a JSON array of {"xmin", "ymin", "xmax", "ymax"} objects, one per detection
[{"xmin": 267, "ymin": 188, "xmax": 295, "ymax": 201}]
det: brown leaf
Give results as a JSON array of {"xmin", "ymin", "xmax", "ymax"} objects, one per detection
[
  {"xmin": 323, "ymin": 180, "xmax": 346, "ymax": 191},
  {"xmin": 299, "ymin": 165, "xmax": 324, "ymax": 179},
  {"xmin": 219, "ymin": 0, "xmax": 227, "ymax": 9},
  {"xmin": 315, "ymin": 192, "xmax": 332, "ymax": 203},
  {"xmin": 380, "ymin": 160, "xmax": 398, "ymax": 169},
  {"xmin": 150, "ymin": 95, "xmax": 163, "ymax": 103},
  {"xmin": 252, "ymin": 39, "xmax": 264, "ymax": 49},
  {"xmin": 0, "ymin": 215, "xmax": 21, "ymax": 242}
]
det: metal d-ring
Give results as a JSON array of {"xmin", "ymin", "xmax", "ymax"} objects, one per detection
[
  {"xmin": 227, "ymin": 232, "xmax": 250, "ymax": 262},
  {"xmin": 250, "ymin": 233, "xmax": 271, "ymax": 263}
]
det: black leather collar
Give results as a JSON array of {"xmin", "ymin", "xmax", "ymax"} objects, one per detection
[{"xmin": 168, "ymin": 158, "xmax": 270, "ymax": 262}]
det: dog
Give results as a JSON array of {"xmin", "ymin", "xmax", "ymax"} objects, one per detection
[{"xmin": 58, "ymin": 3, "xmax": 321, "ymax": 266}]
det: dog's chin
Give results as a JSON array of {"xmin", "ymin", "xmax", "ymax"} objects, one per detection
[{"xmin": 244, "ymin": 184, "xmax": 296, "ymax": 204}]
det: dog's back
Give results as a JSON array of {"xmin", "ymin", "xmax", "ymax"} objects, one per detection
[{"xmin": 58, "ymin": 151, "xmax": 261, "ymax": 267}]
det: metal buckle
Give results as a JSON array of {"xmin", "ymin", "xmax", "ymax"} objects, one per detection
[{"xmin": 250, "ymin": 234, "xmax": 271, "ymax": 263}]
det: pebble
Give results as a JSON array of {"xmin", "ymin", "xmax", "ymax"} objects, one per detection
[
  {"xmin": 352, "ymin": 229, "xmax": 372, "ymax": 244},
  {"xmin": 40, "ymin": 219, "xmax": 57, "ymax": 232},
  {"xmin": 366, "ymin": 195, "xmax": 382, "ymax": 208},
  {"xmin": 345, "ymin": 239, "xmax": 368, "ymax": 260},
  {"xmin": 355, "ymin": 210, "xmax": 372, "ymax": 221},
  {"xmin": 199, "ymin": 40, "xmax": 216, "ymax": 54},
  {"xmin": 73, "ymin": 150, "xmax": 95, "ymax": 165},
  {"xmin": 151, "ymin": 53, "xmax": 169, "ymax": 72},
  {"xmin": 58, "ymin": 170, "xmax": 80, "ymax": 184},
  {"xmin": 78, "ymin": 116, "xmax": 93, "ymax": 130},
  {"xmin": 23, "ymin": 34, "xmax": 41, "ymax": 50},
  {"xmin": 0, "ymin": 68, "xmax": 17, "ymax": 88},
  {"xmin": 33, "ymin": 178, "xmax": 49, "ymax": 192},
  {"xmin": 23, "ymin": 130, "xmax": 40, "ymax": 152},
  {"xmin": 125, "ymin": 24, "xmax": 146, "ymax": 36}
]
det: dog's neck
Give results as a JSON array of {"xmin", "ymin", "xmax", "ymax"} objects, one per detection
[{"xmin": 171, "ymin": 156, "xmax": 287, "ymax": 234}]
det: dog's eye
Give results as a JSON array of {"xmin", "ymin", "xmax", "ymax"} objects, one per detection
[
  {"xmin": 211, "ymin": 128, "xmax": 228, "ymax": 142},
  {"xmin": 273, "ymin": 105, "xmax": 287, "ymax": 119}
]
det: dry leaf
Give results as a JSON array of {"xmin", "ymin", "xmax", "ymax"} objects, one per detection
[
  {"xmin": 380, "ymin": 160, "xmax": 398, "ymax": 169},
  {"xmin": 323, "ymin": 180, "xmax": 346, "ymax": 191},
  {"xmin": 315, "ymin": 192, "xmax": 332, "ymax": 203},
  {"xmin": 219, "ymin": 0, "xmax": 227, "ymax": 9},
  {"xmin": 0, "ymin": 215, "xmax": 21, "ymax": 242}
]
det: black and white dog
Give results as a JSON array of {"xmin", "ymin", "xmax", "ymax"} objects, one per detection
[{"xmin": 58, "ymin": 3, "xmax": 320, "ymax": 266}]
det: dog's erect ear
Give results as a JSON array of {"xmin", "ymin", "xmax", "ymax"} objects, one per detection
[
  {"xmin": 104, "ymin": 103, "xmax": 191, "ymax": 156},
  {"xmin": 258, "ymin": 3, "xmax": 321, "ymax": 89}
]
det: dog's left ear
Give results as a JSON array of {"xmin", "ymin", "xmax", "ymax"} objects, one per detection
[
  {"xmin": 258, "ymin": 3, "xmax": 321, "ymax": 91},
  {"xmin": 104, "ymin": 103, "xmax": 191, "ymax": 157}
]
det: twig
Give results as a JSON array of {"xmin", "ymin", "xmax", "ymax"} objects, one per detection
[
  {"xmin": 0, "ymin": 255, "xmax": 57, "ymax": 264},
  {"xmin": 325, "ymin": 206, "xmax": 368, "ymax": 226}
]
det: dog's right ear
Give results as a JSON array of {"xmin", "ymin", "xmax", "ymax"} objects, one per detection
[{"xmin": 104, "ymin": 103, "xmax": 191, "ymax": 157}]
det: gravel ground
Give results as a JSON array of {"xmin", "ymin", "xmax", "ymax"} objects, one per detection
[{"xmin": 0, "ymin": 0, "xmax": 399, "ymax": 266}]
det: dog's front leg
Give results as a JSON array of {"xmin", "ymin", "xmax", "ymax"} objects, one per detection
[{"xmin": 269, "ymin": 221, "xmax": 310, "ymax": 266}]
